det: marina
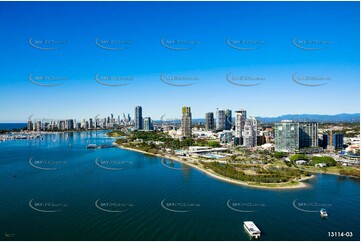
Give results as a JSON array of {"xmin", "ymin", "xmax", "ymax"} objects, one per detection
[{"xmin": 0, "ymin": 131, "xmax": 64, "ymax": 141}]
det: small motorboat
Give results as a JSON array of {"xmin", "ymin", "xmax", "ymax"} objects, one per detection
[
  {"xmin": 320, "ymin": 208, "xmax": 328, "ymax": 218},
  {"xmin": 244, "ymin": 221, "xmax": 261, "ymax": 239},
  {"xmin": 87, "ymin": 144, "xmax": 97, "ymax": 149}
]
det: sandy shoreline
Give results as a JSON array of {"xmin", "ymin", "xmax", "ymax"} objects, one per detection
[{"xmin": 113, "ymin": 143, "xmax": 314, "ymax": 190}]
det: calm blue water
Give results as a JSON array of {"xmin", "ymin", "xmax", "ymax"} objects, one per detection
[
  {"xmin": 0, "ymin": 131, "xmax": 359, "ymax": 241},
  {"xmin": 0, "ymin": 123, "xmax": 27, "ymax": 130}
]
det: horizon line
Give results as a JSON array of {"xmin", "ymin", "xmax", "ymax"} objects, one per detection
[{"xmin": 1, "ymin": 112, "xmax": 360, "ymax": 123}]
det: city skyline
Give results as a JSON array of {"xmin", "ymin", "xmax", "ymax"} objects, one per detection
[
  {"xmin": 4, "ymin": 110, "xmax": 360, "ymax": 124},
  {"xmin": 21, "ymin": 104, "xmax": 349, "ymax": 154},
  {"xmin": 0, "ymin": 1, "xmax": 359, "ymax": 122}
]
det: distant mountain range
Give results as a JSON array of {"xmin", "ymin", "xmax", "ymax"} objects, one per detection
[
  {"xmin": 256, "ymin": 113, "xmax": 360, "ymax": 123},
  {"xmin": 188, "ymin": 113, "xmax": 360, "ymax": 125}
]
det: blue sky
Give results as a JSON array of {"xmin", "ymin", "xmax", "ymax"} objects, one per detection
[{"xmin": 0, "ymin": 1, "xmax": 359, "ymax": 122}]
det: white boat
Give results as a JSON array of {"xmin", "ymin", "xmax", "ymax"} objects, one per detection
[
  {"xmin": 244, "ymin": 221, "xmax": 261, "ymax": 239},
  {"xmin": 87, "ymin": 144, "xmax": 97, "ymax": 149},
  {"xmin": 320, "ymin": 208, "xmax": 328, "ymax": 218}
]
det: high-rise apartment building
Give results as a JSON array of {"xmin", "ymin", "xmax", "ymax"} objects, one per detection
[
  {"xmin": 135, "ymin": 106, "xmax": 143, "ymax": 130},
  {"xmin": 143, "ymin": 117, "xmax": 154, "ymax": 131},
  {"xmin": 235, "ymin": 109, "xmax": 247, "ymax": 145},
  {"xmin": 181, "ymin": 106, "xmax": 192, "ymax": 137},
  {"xmin": 205, "ymin": 112, "xmax": 214, "ymax": 131},
  {"xmin": 322, "ymin": 132, "xmax": 344, "ymax": 150},
  {"xmin": 216, "ymin": 109, "xmax": 226, "ymax": 131},
  {"xmin": 243, "ymin": 117, "xmax": 257, "ymax": 147},
  {"xmin": 299, "ymin": 122, "xmax": 318, "ymax": 148},
  {"xmin": 27, "ymin": 120, "xmax": 33, "ymax": 131},
  {"xmin": 275, "ymin": 120, "xmax": 299, "ymax": 152},
  {"xmin": 225, "ymin": 109, "xmax": 232, "ymax": 130}
]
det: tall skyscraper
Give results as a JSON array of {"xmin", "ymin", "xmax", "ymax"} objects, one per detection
[
  {"xmin": 332, "ymin": 133, "xmax": 344, "ymax": 149},
  {"xmin": 216, "ymin": 109, "xmax": 226, "ymax": 131},
  {"xmin": 27, "ymin": 120, "xmax": 33, "ymax": 131},
  {"xmin": 299, "ymin": 122, "xmax": 318, "ymax": 148},
  {"xmin": 135, "ymin": 106, "xmax": 143, "ymax": 130},
  {"xmin": 143, "ymin": 117, "xmax": 154, "ymax": 131},
  {"xmin": 59, "ymin": 120, "xmax": 65, "ymax": 130},
  {"xmin": 275, "ymin": 120, "xmax": 299, "ymax": 152},
  {"xmin": 235, "ymin": 109, "xmax": 247, "ymax": 145},
  {"xmin": 205, "ymin": 112, "xmax": 214, "ymax": 131},
  {"xmin": 94, "ymin": 117, "xmax": 98, "ymax": 128},
  {"xmin": 102, "ymin": 118, "xmax": 106, "ymax": 128},
  {"xmin": 225, "ymin": 109, "xmax": 232, "ymax": 130},
  {"xmin": 81, "ymin": 118, "xmax": 86, "ymax": 129},
  {"xmin": 323, "ymin": 132, "xmax": 344, "ymax": 150},
  {"xmin": 181, "ymin": 106, "xmax": 192, "ymax": 137},
  {"xmin": 65, "ymin": 119, "xmax": 74, "ymax": 130},
  {"xmin": 322, "ymin": 133, "xmax": 329, "ymax": 149},
  {"xmin": 243, "ymin": 117, "xmax": 257, "ymax": 147},
  {"xmin": 108, "ymin": 117, "xmax": 115, "ymax": 128}
]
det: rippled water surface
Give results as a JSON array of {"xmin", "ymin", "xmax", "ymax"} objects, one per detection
[{"xmin": 0, "ymin": 131, "xmax": 359, "ymax": 240}]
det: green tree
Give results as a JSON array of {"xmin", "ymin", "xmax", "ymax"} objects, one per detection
[
  {"xmin": 207, "ymin": 141, "xmax": 221, "ymax": 147},
  {"xmin": 309, "ymin": 156, "xmax": 337, "ymax": 166},
  {"xmin": 289, "ymin": 154, "xmax": 308, "ymax": 162},
  {"xmin": 274, "ymin": 151, "xmax": 287, "ymax": 158},
  {"xmin": 181, "ymin": 138, "xmax": 194, "ymax": 147}
]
